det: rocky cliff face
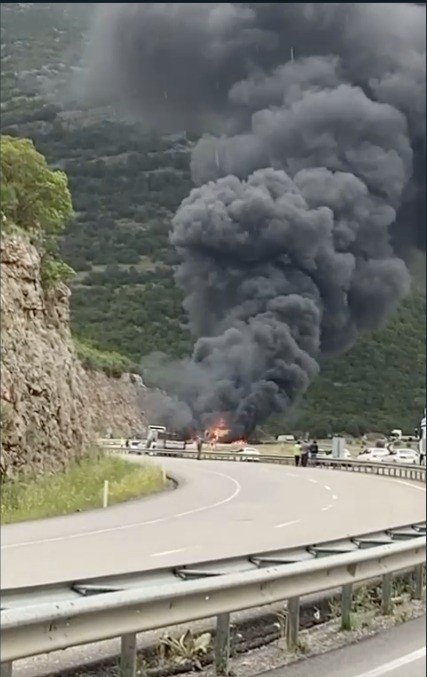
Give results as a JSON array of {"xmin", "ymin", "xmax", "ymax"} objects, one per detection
[{"xmin": 1, "ymin": 235, "xmax": 145, "ymax": 478}]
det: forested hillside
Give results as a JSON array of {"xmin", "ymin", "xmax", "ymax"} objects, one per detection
[{"xmin": 1, "ymin": 3, "xmax": 425, "ymax": 434}]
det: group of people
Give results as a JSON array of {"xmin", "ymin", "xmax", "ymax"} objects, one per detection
[{"xmin": 292, "ymin": 439, "xmax": 319, "ymax": 466}]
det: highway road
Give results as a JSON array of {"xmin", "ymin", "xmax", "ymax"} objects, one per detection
[
  {"xmin": 259, "ymin": 615, "xmax": 426, "ymax": 677},
  {"xmin": 1, "ymin": 457, "xmax": 425, "ymax": 589}
]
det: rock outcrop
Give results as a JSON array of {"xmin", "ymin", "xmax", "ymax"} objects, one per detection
[{"xmin": 1, "ymin": 235, "xmax": 145, "ymax": 478}]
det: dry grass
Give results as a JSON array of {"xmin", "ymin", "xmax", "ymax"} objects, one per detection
[{"xmin": 1, "ymin": 455, "xmax": 166, "ymax": 524}]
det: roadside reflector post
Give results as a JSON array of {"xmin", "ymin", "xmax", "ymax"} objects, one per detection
[
  {"xmin": 215, "ymin": 612, "xmax": 231, "ymax": 675},
  {"xmin": 413, "ymin": 563, "xmax": 425, "ymax": 600},
  {"xmin": 103, "ymin": 480, "xmax": 109, "ymax": 509},
  {"xmin": 120, "ymin": 633, "xmax": 137, "ymax": 677},
  {"xmin": 0, "ymin": 662, "xmax": 13, "ymax": 677},
  {"xmin": 381, "ymin": 573, "xmax": 393, "ymax": 615},
  {"xmin": 286, "ymin": 596, "xmax": 300, "ymax": 651},
  {"xmin": 341, "ymin": 583, "xmax": 353, "ymax": 631}
]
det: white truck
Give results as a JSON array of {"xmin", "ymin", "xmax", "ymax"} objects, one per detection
[{"xmin": 146, "ymin": 425, "xmax": 166, "ymax": 449}]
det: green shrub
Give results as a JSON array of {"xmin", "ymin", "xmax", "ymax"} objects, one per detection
[
  {"xmin": 1, "ymin": 135, "xmax": 76, "ymax": 289},
  {"xmin": 41, "ymin": 257, "xmax": 75, "ymax": 287},
  {"xmin": 1, "ymin": 135, "xmax": 73, "ymax": 235},
  {"xmin": 73, "ymin": 336, "xmax": 138, "ymax": 377}
]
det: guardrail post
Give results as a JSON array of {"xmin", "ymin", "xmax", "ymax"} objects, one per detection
[
  {"xmin": 120, "ymin": 633, "xmax": 137, "ymax": 677},
  {"xmin": 0, "ymin": 663, "xmax": 13, "ymax": 677},
  {"xmin": 341, "ymin": 584, "xmax": 353, "ymax": 630},
  {"xmin": 286, "ymin": 596, "xmax": 300, "ymax": 650},
  {"xmin": 215, "ymin": 613, "xmax": 231, "ymax": 675},
  {"xmin": 413, "ymin": 564, "xmax": 425, "ymax": 600},
  {"xmin": 381, "ymin": 573, "xmax": 393, "ymax": 615}
]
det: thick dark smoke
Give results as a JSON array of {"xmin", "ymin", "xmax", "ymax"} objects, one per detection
[{"xmin": 85, "ymin": 3, "xmax": 425, "ymax": 437}]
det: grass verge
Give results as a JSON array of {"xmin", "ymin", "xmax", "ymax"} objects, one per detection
[{"xmin": 1, "ymin": 454, "xmax": 166, "ymax": 524}]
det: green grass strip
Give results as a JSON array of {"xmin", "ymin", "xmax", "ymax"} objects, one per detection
[{"xmin": 1, "ymin": 455, "xmax": 166, "ymax": 524}]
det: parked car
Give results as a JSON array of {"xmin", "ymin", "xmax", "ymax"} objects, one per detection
[
  {"xmin": 317, "ymin": 448, "xmax": 352, "ymax": 460},
  {"xmin": 277, "ymin": 434, "xmax": 295, "ymax": 443},
  {"xmin": 381, "ymin": 448, "xmax": 420, "ymax": 465},
  {"xmin": 236, "ymin": 447, "xmax": 260, "ymax": 462},
  {"xmin": 356, "ymin": 448, "xmax": 389, "ymax": 463},
  {"xmin": 128, "ymin": 440, "xmax": 147, "ymax": 454}
]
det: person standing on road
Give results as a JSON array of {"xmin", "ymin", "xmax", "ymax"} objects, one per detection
[
  {"xmin": 309, "ymin": 440, "xmax": 319, "ymax": 465},
  {"xmin": 196, "ymin": 437, "xmax": 203, "ymax": 460},
  {"xmin": 301, "ymin": 442, "xmax": 309, "ymax": 467},
  {"xmin": 293, "ymin": 440, "xmax": 302, "ymax": 466}
]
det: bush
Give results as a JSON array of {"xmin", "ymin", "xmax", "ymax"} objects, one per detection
[
  {"xmin": 1, "ymin": 135, "xmax": 76, "ymax": 289},
  {"xmin": 41, "ymin": 257, "xmax": 75, "ymax": 287},
  {"xmin": 73, "ymin": 336, "xmax": 138, "ymax": 377},
  {"xmin": 1, "ymin": 135, "xmax": 73, "ymax": 235}
]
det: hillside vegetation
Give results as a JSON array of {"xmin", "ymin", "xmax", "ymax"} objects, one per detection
[
  {"xmin": 1, "ymin": 2, "xmax": 425, "ymax": 435},
  {"xmin": 289, "ymin": 292, "xmax": 426, "ymax": 437}
]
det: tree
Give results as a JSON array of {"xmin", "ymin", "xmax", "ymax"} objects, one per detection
[
  {"xmin": 1, "ymin": 135, "xmax": 75, "ymax": 288},
  {"xmin": 1, "ymin": 135, "xmax": 73, "ymax": 235}
]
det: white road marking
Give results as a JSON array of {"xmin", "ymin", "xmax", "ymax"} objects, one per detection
[
  {"xmin": 321, "ymin": 505, "xmax": 333, "ymax": 511},
  {"xmin": 151, "ymin": 548, "xmax": 185, "ymax": 557},
  {"xmin": 275, "ymin": 519, "xmax": 300, "ymax": 529},
  {"xmin": 173, "ymin": 470, "xmax": 241, "ymax": 517},
  {"xmin": 392, "ymin": 480, "xmax": 426, "ymax": 492},
  {"xmin": 356, "ymin": 647, "xmax": 425, "ymax": 677},
  {"xmin": 1, "ymin": 469, "xmax": 241, "ymax": 550},
  {"xmin": 308, "ymin": 478, "xmax": 318, "ymax": 484},
  {"xmin": 332, "ymin": 494, "xmax": 338, "ymax": 500},
  {"xmin": 324, "ymin": 485, "xmax": 332, "ymax": 491}
]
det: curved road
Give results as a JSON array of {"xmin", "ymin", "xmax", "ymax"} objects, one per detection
[{"xmin": 1, "ymin": 457, "xmax": 425, "ymax": 589}]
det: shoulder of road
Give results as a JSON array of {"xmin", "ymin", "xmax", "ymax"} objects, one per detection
[{"xmin": 257, "ymin": 615, "xmax": 426, "ymax": 677}]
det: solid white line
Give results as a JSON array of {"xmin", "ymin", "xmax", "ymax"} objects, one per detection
[
  {"xmin": 151, "ymin": 548, "xmax": 185, "ymax": 557},
  {"xmin": 173, "ymin": 470, "xmax": 241, "ymax": 517},
  {"xmin": 1, "ymin": 469, "xmax": 241, "ymax": 550},
  {"xmin": 392, "ymin": 480, "xmax": 426, "ymax": 492},
  {"xmin": 356, "ymin": 647, "xmax": 425, "ymax": 677},
  {"xmin": 275, "ymin": 519, "xmax": 300, "ymax": 529}
]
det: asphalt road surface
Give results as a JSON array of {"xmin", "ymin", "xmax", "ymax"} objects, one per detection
[
  {"xmin": 259, "ymin": 615, "xmax": 426, "ymax": 677},
  {"xmin": 1, "ymin": 457, "xmax": 425, "ymax": 589}
]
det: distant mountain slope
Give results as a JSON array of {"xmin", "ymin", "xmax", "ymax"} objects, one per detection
[
  {"xmin": 1, "ymin": 2, "xmax": 425, "ymax": 434},
  {"xmin": 293, "ymin": 292, "xmax": 426, "ymax": 436}
]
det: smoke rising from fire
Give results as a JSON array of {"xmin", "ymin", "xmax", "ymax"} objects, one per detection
[{"xmin": 85, "ymin": 3, "xmax": 425, "ymax": 437}]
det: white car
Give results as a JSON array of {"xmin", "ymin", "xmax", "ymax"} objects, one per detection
[
  {"xmin": 356, "ymin": 448, "xmax": 390, "ymax": 463},
  {"xmin": 128, "ymin": 440, "xmax": 147, "ymax": 454},
  {"xmin": 236, "ymin": 447, "xmax": 260, "ymax": 462},
  {"xmin": 317, "ymin": 448, "xmax": 352, "ymax": 460},
  {"xmin": 381, "ymin": 449, "xmax": 420, "ymax": 465}
]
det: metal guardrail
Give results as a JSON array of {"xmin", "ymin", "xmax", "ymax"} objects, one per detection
[
  {"xmin": 1, "ymin": 453, "xmax": 425, "ymax": 675},
  {"xmin": 113, "ymin": 445, "xmax": 427, "ymax": 482},
  {"xmin": 1, "ymin": 540, "xmax": 425, "ymax": 672},
  {"xmin": 3, "ymin": 521, "xmax": 425, "ymax": 607}
]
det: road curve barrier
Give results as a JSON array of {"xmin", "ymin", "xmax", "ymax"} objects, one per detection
[
  {"xmin": 107, "ymin": 443, "xmax": 427, "ymax": 483},
  {"xmin": 1, "ymin": 453, "xmax": 425, "ymax": 676}
]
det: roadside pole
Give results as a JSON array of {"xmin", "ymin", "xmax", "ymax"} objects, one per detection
[{"xmin": 103, "ymin": 480, "xmax": 109, "ymax": 508}]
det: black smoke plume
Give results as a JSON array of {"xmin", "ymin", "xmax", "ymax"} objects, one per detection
[{"xmin": 85, "ymin": 3, "xmax": 425, "ymax": 438}]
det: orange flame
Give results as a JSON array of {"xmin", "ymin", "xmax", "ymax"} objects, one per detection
[
  {"xmin": 206, "ymin": 417, "xmax": 230, "ymax": 443},
  {"xmin": 205, "ymin": 418, "xmax": 247, "ymax": 445}
]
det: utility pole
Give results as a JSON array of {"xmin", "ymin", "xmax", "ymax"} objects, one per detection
[{"xmin": 290, "ymin": 46, "xmax": 295, "ymax": 62}]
